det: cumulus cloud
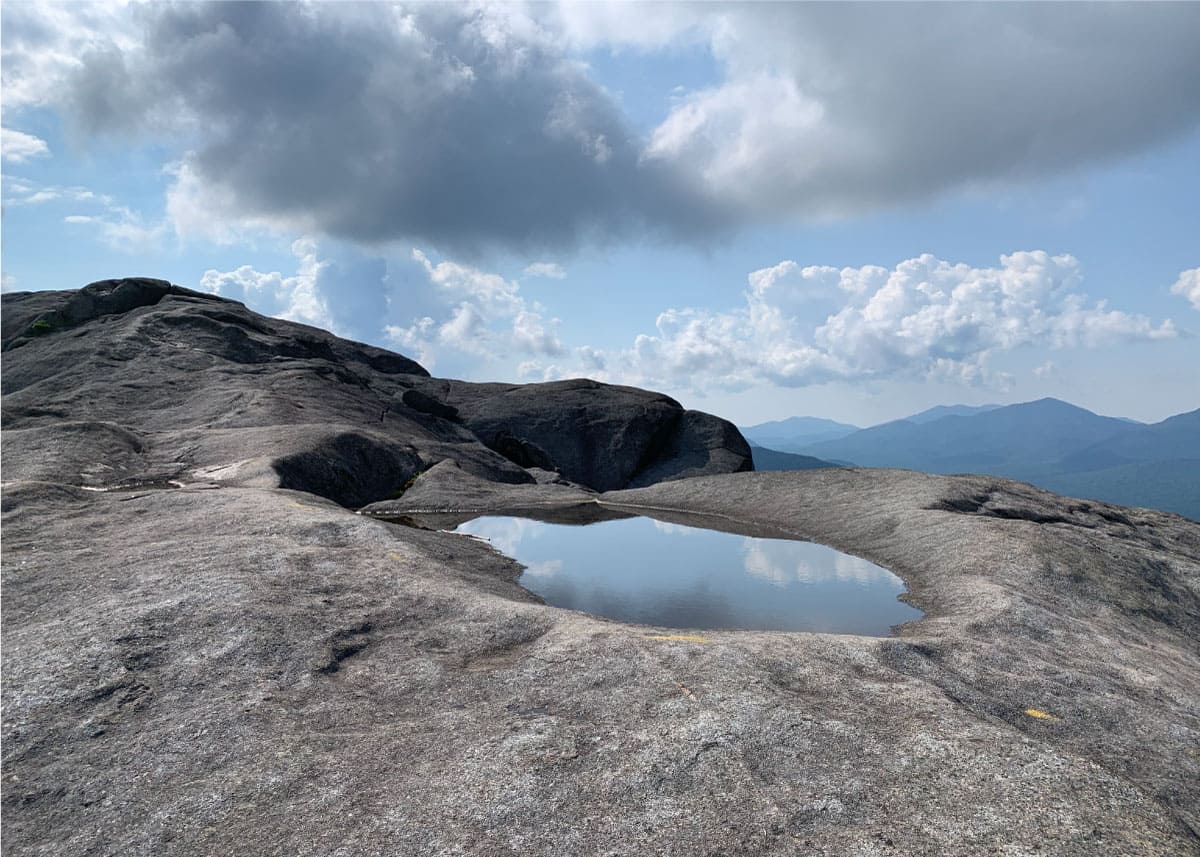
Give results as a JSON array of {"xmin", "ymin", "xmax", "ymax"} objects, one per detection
[
  {"xmin": 1171, "ymin": 268, "xmax": 1200, "ymax": 311},
  {"xmin": 602, "ymin": 251, "xmax": 1177, "ymax": 392},
  {"xmin": 193, "ymin": 244, "xmax": 1179, "ymax": 394},
  {"xmin": 0, "ymin": 1, "xmax": 139, "ymax": 109},
  {"xmin": 47, "ymin": 2, "xmax": 718, "ymax": 253},
  {"xmin": 385, "ymin": 249, "xmax": 565, "ymax": 369},
  {"xmin": 1, "ymin": 127, "xmax": 50, "ymax": 163},
  {"xmin": 200, "ymin": 239, "xmax": 338, "ymax": 334},
  {"xmin": 18, "ymin": 2, "xmax": 1198, "ymax": 252},
  {"xmin": 638, "ymin": 4, "xmax": 1200, "ymax": 221}
]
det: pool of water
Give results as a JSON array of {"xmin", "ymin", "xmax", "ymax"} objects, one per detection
[{"xmin": 452, "ymin": 514, "xmax": 922, "ymax": 636}]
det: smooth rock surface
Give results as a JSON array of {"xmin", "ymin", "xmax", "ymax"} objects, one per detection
[{"xmin": 3, "ymin": 280, "xmax": 1199, "ymax": 856}]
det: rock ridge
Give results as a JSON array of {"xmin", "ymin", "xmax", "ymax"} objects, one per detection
[{"xmin": 1, "ymin": 278, "xmax": 752, "ymax": 504}]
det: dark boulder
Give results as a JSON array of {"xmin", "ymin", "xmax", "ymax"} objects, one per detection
[
  {"xmin": 627, "ymin": 409, "xmax": 754, "ymax": 488},
  {"xmin": 420, "ymin": 377, "xmax": 751, "ymax": 492},
  {"xmin": 1, "ymin": 279, "xmax": 752, "ymax": 506}
]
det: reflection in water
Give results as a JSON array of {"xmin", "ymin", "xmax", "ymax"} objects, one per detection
[{"xmin": 454, "ymin": 515, "xmax": 922, "ymax": 636}]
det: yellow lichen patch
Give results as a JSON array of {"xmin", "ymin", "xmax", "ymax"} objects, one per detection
[
  {"xmin": 387, "ymin": 552, "xmax": 405, "ymax": 562},
  {"xmin": 1024, "ymin": 708, "xmax": 1060, "ymax": 722},
  {"xmin": 643, "ymin": 634, "xmax": 712, "ymax": 644},
  {"xmin": 288, "ymin": 500, "xmax": 316, "ymax": 509}
]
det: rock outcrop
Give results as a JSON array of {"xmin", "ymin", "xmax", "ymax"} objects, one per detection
[
  {"xmin": 3, "ymin": 279, "xmax": 1199, "ymax": 856},
  {"xmin": 0, "ymin": 279, "xmax": 752, "ymax": 502}
]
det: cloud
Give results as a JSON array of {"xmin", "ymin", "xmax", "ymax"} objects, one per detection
[
  {"xmin": 1171, "ymin": 268, "xmax": 1200, "ymax": 311},
  {"xmin": 2, "ymin": 175, "xmax": 165, "ymax": 252},
  {"xmin": 190, "ymin": 243, "xmax": 1180, "ymax": 396},
  {"xmin": 0, "ymin": 1, "xmax": 139, "ymax": 109},
  {"xmin": 385, "ymin": 249, "xmax": 565, "ymax": 370},
  {"xmin": 523, "ymin": 262, "xmax": 567, "ymax": 280},
  {"xmin": 1, "ymin": 127, "xmax": 50, "ymax": 163},
  {"xmin": 52, "ymin": 2, "xmax": 719, "ymax": 254},
  {"xmin": 2, "ymin": 177, "xmax": 106, "ymax": 207},
  {"xmin": 638, "ymin": 4, "xmax": 1200, "ymax": 222},
  {"xmin": 603, "ymin": 251, "xmax": 1176, "ymax": 391},
  {"xmin": 31, "ymin": 3, "xmax": 1198, "ymax": 253},
  {"xmin": 1033, "ymin": 361, "xmax": 1057, "ymax": 380},
  {"xmin": 200, "ymin": 238, "xmax": 337, "ymax": 334},
  {"xmin": 61, "ymin": 205, "xmax": 167, "ymax": 253},
  {"xmin": 1, "ymin": 273, "xmax": 17, "ymax": 293}
]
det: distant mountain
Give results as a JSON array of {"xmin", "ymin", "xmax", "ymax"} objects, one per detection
[
  {"xmin": 801, "ymin": 399, "xmax": 1129, "ymax": 479},
  {"xmin": 748, "ymin": 444, "xmax": 842, "ymax": 472},
  {"xmin": 1037, "ymin": 459, "xmax": 1200, "ymax": 522},
  {"xmin": 741, "ymin": 416, "xmax": 860, "ymax": 451},
  {"xmin": 902, "ymin": 403, "xmax": 1002, "ymax": 424},
  {"xmin": 1058, "ymin": 408, "xmax": 1200, "ymax": 472},
  {"xmin": 796, "ymin": 398, "xmax": 1198, "ymax": 520}
]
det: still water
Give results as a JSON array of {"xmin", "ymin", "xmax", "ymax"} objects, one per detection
[{"xmin": 453, "ymin": 514, "xmax": 922, "ymax": 636}]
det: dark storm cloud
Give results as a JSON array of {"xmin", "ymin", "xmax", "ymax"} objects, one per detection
[
  {"xmin": 46, "ymin": 2, "xmax": 1200, "ymax": 251},
  {"xmin": 64, "ymin": 2, "xmax": 723, "ymax": 254}
]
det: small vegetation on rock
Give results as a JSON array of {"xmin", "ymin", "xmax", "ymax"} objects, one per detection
[
  {"xmin": 387, "ymin": 466, "xmax": 430, "ymax": 500},
  {"xmin": 28, "ymin": 319, "xmax": 53, "ymax": 336}
]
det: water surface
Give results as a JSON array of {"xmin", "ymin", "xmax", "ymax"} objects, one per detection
[{"xmin": 453, "ymin": 514, "xmax": 922, "ymax": 635}]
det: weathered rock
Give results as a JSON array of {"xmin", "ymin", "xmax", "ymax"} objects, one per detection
[
  {"xmin": 4, "ymin": 279, "xmax": 1199, "ymax": 856},
  {"xmin": 410, "ymin": 376, "xmax": 753, "ymax": 492},
  {"xmin": 626, "ymin": 408, "xmax": 754, "ymax": 488},
  {"xmin": 3, "ymin": 468, "xmax": 1199, "ymax": 855},
  {"xmin": 0, "ymin": 280, "xmax": 751, "ymax": 501}
]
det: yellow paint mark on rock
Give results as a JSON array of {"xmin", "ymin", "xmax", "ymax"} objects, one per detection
[
  {"xmin": 643, "ymin": 634, "xmax": 711, "ymax": 644},
  {"xmin": 1024, "ymin": 708, "xmax": 1060, "ymax": 722}
]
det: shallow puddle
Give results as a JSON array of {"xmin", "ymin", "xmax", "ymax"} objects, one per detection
[{"xmin": 451, "ymin": 513, "xmax": 922, "ymax": 636}]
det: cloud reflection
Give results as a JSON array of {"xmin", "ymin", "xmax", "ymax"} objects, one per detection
[
  {"xmin": 456, "ymin": 516, "xmax": 546, "ymax": 556},
  {"xmin": 741, "ymin": 539, "xmax": 897, "ymax": 587}
]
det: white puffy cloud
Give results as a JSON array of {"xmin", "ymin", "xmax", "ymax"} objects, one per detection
[
  {"xmin": 512, "ymin": 310, "xmax": 566, "ymax": 357},
  {"xmin": 1170, "ymin": 268, "xmax": 1200, "ymax": 311},
  {"xmin": 602, "ymin": 251, "xmax": 1176, "ymax": 392},
  {"xmin": 200, "ymin": 238, "xmax": 337, "ymax": 334},
  {"xmin": 384, "ymin": 249, "xmax": 565, "ymax": 370},
  {"xmin": 1, "ymin": 128, "xmax": 50, "ymax": 163}
]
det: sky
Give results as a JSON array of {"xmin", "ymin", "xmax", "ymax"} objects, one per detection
[{"xmin": 2, "ymin": 1, "xmax": 1198, "ymax": 427}]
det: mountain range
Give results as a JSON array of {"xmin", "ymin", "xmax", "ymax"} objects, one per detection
[{"xmin": 742, "ymin": 398, "xmax": 1198, "ymax": 520}]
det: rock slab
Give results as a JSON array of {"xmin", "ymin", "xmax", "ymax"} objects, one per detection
[{"xmin": 3, "ymin": 280, "xmax": 1199, "ymax": 856}]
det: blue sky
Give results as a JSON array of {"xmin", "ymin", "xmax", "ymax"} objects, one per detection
[{"xmin": 2, "ymin": 2, "xmax": 1198, "ymax": 426}]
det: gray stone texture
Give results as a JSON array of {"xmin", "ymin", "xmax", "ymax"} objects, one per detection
[{"xmin": 3, "ymin": 280, "xmax": 1198, "ymax": 856}]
